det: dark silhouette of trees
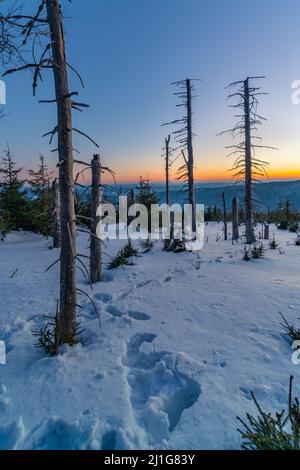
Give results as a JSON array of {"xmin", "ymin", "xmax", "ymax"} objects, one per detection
[
  {"xmin": 28, "ymin": 155, "xmax": 53, "ymax": 236},
  {"xmin": 0, "ymin": 143, "xmax": 27, "ymax": 231}
]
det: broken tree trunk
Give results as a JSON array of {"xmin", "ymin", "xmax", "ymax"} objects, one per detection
[
  {"xmin": 244, "ymin": 78, "xmax": 256, "ymax": 244},
  {"xmin": 51, "ymin": 178, "xmax": 61, "ymax": 248},
  {"xmin": 90, "ymin": 154, "xmax": 103, "ymax": 284},
  {"xmin": 232, "ymin": 196, "xmax": 239, "ymax": 241},
  {"xmin": 186, "ymin": 79, "xmax": 196, "ymax": 235},
  {"xmin": 222, "ymin": 192, "xmax": 228, "ymax": 241},
  {"xmin": 46, "ymin": 0, "xmax": 77, "ymax": 344}
]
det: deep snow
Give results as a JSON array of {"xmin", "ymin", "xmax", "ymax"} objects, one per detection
[{"xmin": 0, "ymin": 223, "xmax": 299, "ymax": 449}]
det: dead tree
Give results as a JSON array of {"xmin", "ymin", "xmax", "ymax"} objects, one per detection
[
  {"xmin": 90, "ymin": 154, "xmax": 103, "ymax": 284},
  {"xmin": 75, "ymin": 158, "xmax": 115, "ymax": 281},
  {"xmin": 243, "ymin": 78, "xmax": 256, "ymax": 243},
  {"xmin": 186, "ymin": 79, "xmax": 196, "ymax": 234},
  {"xmin": 222, "ymin": 193, "xmax": 228, "ymax": 241},
  {"xmin": 45, "ymin": 0, "xmax": 76, "ymax": 343},
  {"xmin": 162, "ymin": 134, "xmax": 176, "ymax": 249},
  {"xmin": 264, "ymin": 224, "xmax": 270, "ymax": 240},
  {"xmin": 232, "ymin": 196, "xmax": 239, "ymax": 241},
  {"xmin": 163, "ymin": 78, "xmax": 200, "ymax": 236},
  {"xmin": 164, "ymin": 135, "xmax": 171, "ymax": 206},
  {"xmin": 0, "ymin": 1, "xmax": 99, "ymax": 345},
  {"xmin": 51, "ymin": 178, "xmax": 61, "ymax": 248},
  {"xmin": 219, "ymin": 77, "xmax": 276, "ymax": 244}
]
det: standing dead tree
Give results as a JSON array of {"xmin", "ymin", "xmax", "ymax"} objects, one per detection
[
  {"xmin": 162, "ymin": 134, "xmax": 176, "ymax": 248},
  {"xmin": 232, "ymin": 196, "xmax": 239, "ymax": 241},
  {"xmin": 219, "ymin": 77, "xmax": 276, "ymax": 244},
  {"xmin": 164, "ymin": 135, "xmax": 171, "ymax": 206},
  {"xmin": 222, "ymin": 192, "xmax": 228, "ymax": 241},
  {"xmin": 90, "ymin": 154, "xmax": 103, "ymax": 284},
  {"xmin": 46, "ymin": 0, "xmax": 77, "ymax": 344},
  {"xmin": 0, "ymin": 1, "xmax": 99, "ymax": 346},
  {"xmin": 74, "ymin": 158, "xmax": 115, "ymax": 284},
  {"xmin": 163, "ymin": 78, "xmax": 200, "ymax": 236},
  {"xmin": 264, "ymin": 224, "xmax": 270, "ymax": 240}
]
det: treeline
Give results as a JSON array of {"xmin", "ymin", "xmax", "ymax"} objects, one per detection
[
  {"xmin": 1, "ymin": 147, "xmax": 299, "ymax": 243},
  {"xmin": 204, "ymin": 200, "xmax": 300, "ymax": 231}
]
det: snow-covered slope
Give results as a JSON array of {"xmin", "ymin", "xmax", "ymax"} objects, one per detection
[{"xmin": 0, "ymin": 224, "xmax": 299, "ymax": 449}]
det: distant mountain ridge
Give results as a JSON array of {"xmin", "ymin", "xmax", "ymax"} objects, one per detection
[
  {"xmin": 99, "ymin": 180, "xmax": 300, "ymax": 211},
  {"xmin": 193, "ymin": 180, "xmax": 300, "ymax": 211}
]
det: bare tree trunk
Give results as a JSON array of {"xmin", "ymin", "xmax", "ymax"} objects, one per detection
[
  {"xmin": 222, "ymin": 192, "xmax": 228, "ymax": 241},
  {"xmin": 267, "ymin": 207, "xmax": 271, "ymax": 224},
  {"xmin": 186, "ymin": 79, "xmax": 196, "ymax": 235},
  {"xmin": 51, "ymin": 178, "xmax": 61, "ymax": 248},
  {"xmin": 244, "ymin": 78, "xmax": 256, "ymax": 244},
  {"xmin": 90, "ymin": 154, "xmax": 102, "ymax": 283},
  {"xmin": 163, "ymin": 135, "xmax": 172, "ymax": 249},
  {"xmin": 46, "ymin": 0, "xmax": 77, "ymax": 344},
  {"xmin": 232, "ymin": 196, "xmax": 239, "ymax": 241},
  {"xmin": 264, "ymin": 224, "xmax": 269, "ymax": 240},
  {"xmin": 165, "ymin": 135, "xmax": 170, "ymax": 206}
]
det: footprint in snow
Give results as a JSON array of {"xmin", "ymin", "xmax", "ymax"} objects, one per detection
[
  {"xmin": 94, "ymin": 292, "xmax": 113, "ymax": 304},
  {"xmin": 136, "ymin": 279, "xmax": 153, "ymax": 288},
  {"xmin": 127, "ymin": 310, "xmax": 150, "ymax": 321},
  {"xmin": 122, "ymin": 333, "xmax": 201, "ymax": 445},
  {"xmin": 106, "ymin": 305, "xmax": 123, "ymax": 317},
  {"xmin": 106, "ymin": 305, "xmax": 150, "ymax": 322}
]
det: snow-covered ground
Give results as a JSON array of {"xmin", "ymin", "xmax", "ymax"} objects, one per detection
[{"xmin": 0, "ymin": 223, "xmax": 299, "ymax": 450}]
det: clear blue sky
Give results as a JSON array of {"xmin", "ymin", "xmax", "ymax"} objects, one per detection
[{"xmin": 1, "ymin": 0, "xmax": 300, "ymax": 183}]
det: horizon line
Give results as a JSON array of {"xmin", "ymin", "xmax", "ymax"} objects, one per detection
[{"xmin": 83, "ymin": 177, "xmax": 300, "ymax": 187}]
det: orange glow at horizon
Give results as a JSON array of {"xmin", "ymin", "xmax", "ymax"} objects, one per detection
[
  {"xmin": 106, "ymin": 166, "xmax": 300, "ymax": 184},
  {"xmin": 75, "ymin": 160, "xmax": 300, "ymax": 185}
]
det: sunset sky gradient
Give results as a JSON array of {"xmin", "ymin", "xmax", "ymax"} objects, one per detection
[{"xmin": 1, "ymin": 0, "xmax": 300, "ymax": 184}]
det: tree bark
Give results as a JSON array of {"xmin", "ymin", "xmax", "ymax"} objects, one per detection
[
  {"xmin": 90, "ymin": 154, "xmax": 103, "ymax": 283},
  {"xmin": 244, "ymin": 78, "xmax": 256, "ymax": 244},
  {"xmin": 51, "ymin": 178, "xmax": 61, "ymax": 248},
  {"xmin": 186, "ymin": 79, "xmax": 196, "ymax": 235},
  {"xmin": 222, "ymin": 192, "xmax": 228, "ymax": 241},
  {"xmin": 46, "ymin": 0, "xmax": 77, "ymax": 344},
  {"xmin": 232, "ymin": 196, "xmax": 239, "ymax": 241}
]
